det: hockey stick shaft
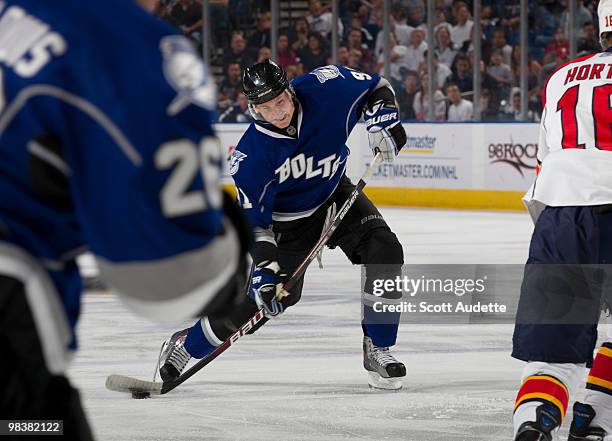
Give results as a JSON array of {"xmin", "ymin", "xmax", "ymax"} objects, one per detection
[
  {"xmin": 159, "ymin": 152, "xmax": 383, "ymax": 394},
  {"xmin": 283, "ymin": 151, "xmax": 383, "ymax": 290}
]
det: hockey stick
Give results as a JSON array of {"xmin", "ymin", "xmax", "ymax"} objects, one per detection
[{"xmin": 106, "ymin": 151, "xmax": 384, "ymax": 396}]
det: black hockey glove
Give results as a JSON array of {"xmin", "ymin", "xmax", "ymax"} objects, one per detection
[
  {"xmin": 248, "ymin": 261, "xmax": 289, "ymax": 318},
  {"xmin": 365, "ymin": 100, "xmax": 407, "ymax": 163}
]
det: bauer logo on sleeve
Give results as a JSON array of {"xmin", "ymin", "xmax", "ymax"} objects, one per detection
[{"xmin": 160, "ymin": 35, "xmax": 216, "ymax": 115}]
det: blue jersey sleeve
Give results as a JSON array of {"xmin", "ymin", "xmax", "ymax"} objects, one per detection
[
  {"xmin": 296, "ymin": 65, "xmax": 381, "ymax": 137},
  {"xmin": 230, "ymin": 129, "xmax": 278, "ymax": 233}
]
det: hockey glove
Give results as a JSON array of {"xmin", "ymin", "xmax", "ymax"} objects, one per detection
[
  {"xmin": 248, "ymin": 261, "xmax": 289, "ymax": 318},
  {"xmin": 365, "ymin": 101, "xmax": 406, "ymax": 163}
]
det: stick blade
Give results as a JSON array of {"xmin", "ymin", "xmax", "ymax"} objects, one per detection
[{"xmin": 105, "ymin": 374, "xmax": 163, "ymax": 395}]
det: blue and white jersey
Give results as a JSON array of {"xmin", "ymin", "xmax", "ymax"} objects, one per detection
[
  {"xmin": 231, "ymin": 65, "xmax": 379, "ymax": 237},
  {"xmin": 0, "ymin": 0, "xmax": 239, "ymax": 367}
]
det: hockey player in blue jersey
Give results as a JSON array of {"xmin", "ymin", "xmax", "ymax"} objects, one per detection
[
  {"xmin": 159, "ymin": 59, "xmax": 408, "ymax": 390},
  {"xmin": 0, "ymin": 1, "xmax": 251, "ymax": 438}
]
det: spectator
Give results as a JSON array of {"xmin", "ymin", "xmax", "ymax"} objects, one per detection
[
  {"xmin": 397, "ymin": 72, "xmax": 419, "ymax": 120},
  {"xmin": 447, "ymin": 54, "xmax": 472, "ymax": 93},
  {"xmin": 488, "ymin": 49, "xmax": 513, "ymax": 104},
  {"xmin": 337, "ymin": 45, "xmax": 350, "ymax": 66},
  {"xmin": 289, "ymin": 17, "xmax": 311, "ymax": 53},
  {"xmin": 299, "ymin": 32, "xmax": 330, "ymax": 71},
  {"xmin": 277, "ymin": 34, "xmax": 299, "ymax": 68},
  {"xmin": 533, "ymin": 3, "xmax": 561, "ymax": 49},
  {"xmin": 364, "ymin": 0, "xmax": 385, "ymax": 31},
  {"xmin": 373, "ymin": 17, "xmax": 397, "ymax": 59},
  {"xmin": 285, "ymin": 64, "xmax": 300, "ymax": 81},
  {"xmin": 350, "ymin": 17, "xmax": 375, "ymax": 49},
  {"xmin": 375, "ymin": 33, "xmax": 410, "ymax": 84},
  {"xmin": 228, "ymin": 0, "xmax": 254, "ymax": 33},
  {"xmin": 435, "ymin": 25, "xmax": 457, "ymax": 68},
  {"xmin": 218, "ymin": 93, "xmax": 253, "ymax": 122},
  {"xmin": 209, "ymin": 0, "xmax": 230, "ymax": 45},
  {"xmin": 578, "ymin": 21, "xmax": 599, "ymax": 54},
  {"xmin": 223, "ymin": 31, "xmax": 256, "ymax": 70},
  {"xmin": 347, "ymin": 28, "xmax": 374, "ymax": 72},
  {"xmin": 446, "ymin": 83, "xmax": 473, "ymax": 121},
  {"xmin": 465, "ymin": 22, "xmax": 493, "ymax": 62},
  {"xmin": 433, "ymin": 7, "xmax": 452, "ymax": 33},
  {"xmin": 163, "ymin": 0, "xmax": 203, "ymax": 43},
  {"xmin": 501, "ymin": 88, "xmax": 522, "ymax": 120},
  {"xmin": 257, "ymin": 47, "xmax": 272, "ymax": 63},
  {"xmin": 218, "ymin": 62, "xmax": 242, "ymax": 110},
  {"xmin": 450, "ymin": 4, "xmax": 473, "ymax": 49},
  {"xmin": 391, "ymin": 4, "xmax": 414, "ymax": 47},
  {"xmin": 407, "ymin": 3, "xmax": 426, "ymax": 28},
  {"xmin": 405, "ymin": 29, "xmax": 428, "ymax": 73},
  {"xmin": 510, "ymin": 46, "xmax": 541, "ymax": 99},
  {"xmin": 413, "ymin": 73, "xmax": 446, "ymax": 121},
  {"xmin": 561, "ymin": 0, "xmax": 593, "ymax": 39},
  {"xmin": 543, "ymin": 27, "xmax": 569, "ymax": 65},
  {"xmin": 480, "ymin": 89, "xmax": 499, "ymax": 120},
  {"xmin": 347, "ymin": 48, "xmax": 365, "ymax": 71},
  {"xmin": 247, "ymin": 11, "xmax": 272, "ymax": 49},
  {"xmin": 488, "ymin": 49, "xmax": 513, "ymax": 82},
  {"xmin": 491, "ymin": 27, "xmax": 513, "ymax": 66},
  {"xmin": 479, "ymin": 5, "xmax": 498, "ymax": 39},
  {"xmin": 356, "ymin": 3, "xmax": 371, "ymax": 28},
  {"xmin": 306, "ymin": 0, "xmax": 343, "ymax": 38},
  {"xmin": 420, "ymin": 50, "xmax": 452, "ymax": 90}
]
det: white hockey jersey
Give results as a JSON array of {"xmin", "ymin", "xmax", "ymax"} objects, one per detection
[{"xmin": 524, "ymin": 50, "xmax": 612, "ymax": 221}]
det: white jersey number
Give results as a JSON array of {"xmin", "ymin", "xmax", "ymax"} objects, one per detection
[{"xmin": 155, "ymin": 137, "xmax": 222, "ymax": 217}]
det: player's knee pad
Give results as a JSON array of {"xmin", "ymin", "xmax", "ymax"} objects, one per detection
[{"xmin": 363, "ymin": 227, "xmax": 404, "ymax": 265}]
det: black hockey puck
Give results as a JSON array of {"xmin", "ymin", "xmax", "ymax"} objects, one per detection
[{"xmin": 131, "ymin": 390, "xmax": 150, "ymax": 399}]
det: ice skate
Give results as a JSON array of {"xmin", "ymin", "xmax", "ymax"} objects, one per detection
[
  {"xmin": 514, "ymin": 403, "xmax": 561, "ymax": 441},
  {"xmin": 363, "ymin": 336, "xmax": 406, "ymax": 390},
  {"xmin": 158, "ymin": 328, "xmax": 191, "ymax": 382},
  {"xmin": 568, "ymin": 402, "xmax": 607, "ymax": 441}
]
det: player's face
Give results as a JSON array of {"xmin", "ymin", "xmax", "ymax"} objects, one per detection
[{"xmin": 255, "ymin": 91, "xmax": 295, "ymax": 129}]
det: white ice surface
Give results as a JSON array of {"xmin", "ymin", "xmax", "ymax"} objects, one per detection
[{"xmin": 68, "ymin": 208, "xmax": 585, "ymax": 440}]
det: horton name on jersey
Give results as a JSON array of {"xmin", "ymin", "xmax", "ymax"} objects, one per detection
[{"xmin": 275, "ymin": 153, "xmax": 342, "ymax": 184}]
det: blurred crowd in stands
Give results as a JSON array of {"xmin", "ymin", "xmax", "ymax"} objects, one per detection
[{"xmin": 153, "ymin": 0, "xmax": 602, "ymax": 122}]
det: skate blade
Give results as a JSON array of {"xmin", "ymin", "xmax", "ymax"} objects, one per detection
[{"xmin": 367, "ymin": 372, "xmax": 403, "ymax": 390}]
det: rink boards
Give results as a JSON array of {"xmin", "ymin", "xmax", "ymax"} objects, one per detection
[{"xmin": 215, "ymin": 122, "xmax": 539, "ymax": 211}]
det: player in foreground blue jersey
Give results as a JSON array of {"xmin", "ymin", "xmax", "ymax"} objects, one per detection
[
  {"xmin": 0, "ymin": 1, "xmax": 251, "ymax": 437},
  {"xmin": 159, "ymin": 60, "xmax": 408, "ymax": 390}
]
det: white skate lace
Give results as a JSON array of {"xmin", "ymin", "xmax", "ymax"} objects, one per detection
[
  {"xmin": 167, "ymin": 340, "xmax": 190, "ymax": 373},
  {"xmin": 370, "ymin": 346, "xmax": 397, "ymax": 367}
]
